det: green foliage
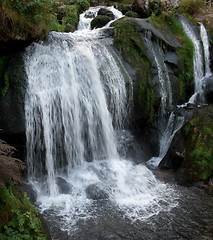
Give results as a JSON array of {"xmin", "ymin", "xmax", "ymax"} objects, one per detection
[
  {"xmin": 75, "ymin": 0, "xmax": 90, "ymax": 13},
  {"xmin": 0, "ymin": 186, "xmax": 47, "ymax": 239},
  {"xmin": 0, "ymin": 56, "xmax": 10, "ymax": 99},
  {"xmin": 178, "ymin": 0, "xmax": 205, "ymax": 15},
  {"xmin": 62, "ymin": 5, "xmax": 79, "ymax": 32},
  {"xmin": 1, "ymin": 0, "xmax": 64, "ymax": 35},
  {"xmin": 149, "ymin": 0, "xmax": 163, "ymax": 16},
  {"xmin": 112, "ymin": 19, "xmax": 155, "ymax": 125},
  {"xmin": 182, "ymin": 115, "xmax": 213, "ymax": 182}
]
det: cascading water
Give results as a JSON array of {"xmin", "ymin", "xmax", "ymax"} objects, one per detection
[
  {"xmin": 179, "ymin": 17, "xmax": 206, "ymax": 104},
  {"xmin": 24, "ymin": 7, "xmax": 177, "ymax": 237},
  {"xmin": 200, "ymin": 22, "xmax": 211, "ymax": 77}
]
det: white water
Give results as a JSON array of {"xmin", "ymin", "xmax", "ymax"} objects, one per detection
[
  {"xmin": 147, "ymin": 112, "xmax": 184, "ymax": 168},
  {"xmin": 180, "ymin": 17, "xmax": 205, "ymax": 104},
  {"xmin": 77, "ymin": 6, "xmax": 122, "ymax": 30},
  {"xmin": 200, "ymin": 22, "xmax": 211, "ymax": 77},
  {"xmin": 24, "ymin": 7, "xmax": 178, "ymax": 234}
]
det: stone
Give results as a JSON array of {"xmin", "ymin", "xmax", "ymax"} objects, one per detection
[
  {"xmin": 98, "ymin": 8, "xmax": 115, "ymax": 20},
  {"xmin": 85, "ymin": 184, "xmax": 109, "ymax": 200},
  {"xmin": 91, "ymin": 15, "xmax": 111, "ymax": 29},
  {"xmin": 56, "ymin": 177, "xmax": 72, "ymax": 194}
]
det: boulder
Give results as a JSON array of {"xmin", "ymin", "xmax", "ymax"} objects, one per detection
[
  {"xmin": 56, "ymin": 177, "xmax": 72, "ymax": 194},
  {"xmin": 97, "ymin": 8, "xmax": 115, "ymax": 20},
  {"xmin": 85, "ymin": 184, "xmax": 109, "ymax": 200},
  {"xmin": 91, "ymin": 15, "xmax": 111, "ymax": 29}
]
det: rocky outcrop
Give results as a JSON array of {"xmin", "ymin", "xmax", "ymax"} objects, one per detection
[
  {"xmin": 0, "ymin": 54, "xmax": 26, "ymax": 136},
  {"xmin": 111, "ymin": 16, "xmax": 190, "ymax": 131},
  {"xmin": 159, "ymin": 105, "xmax": 213, "ymax": 184}
]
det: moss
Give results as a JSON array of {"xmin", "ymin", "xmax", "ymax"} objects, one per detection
[
  {"xmin": 112, "ymin": 19, "xmax": 155, "ymax": 126},
  {"xmin": 0, "ymin": 184, "xmax": 48, "ymax": 239},
  {"xmin": 125, "ymin": 11, "xmax": 139, "ymax": 18},
  {"xmin": 182, "ymin": 115, "xmax": 213, "ymax": 183},
  {"xmin": 0, "ymin": 56, "xmax": 10, "ymax": 99},
  {"xmin": 150, "ymin": 14, "xmax": 194, "ymax": 102}
]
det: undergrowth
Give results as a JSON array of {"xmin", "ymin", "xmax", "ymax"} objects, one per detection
[{"xmin": 0, "ymin": 185, "xmax": 47, "ymax": 240}]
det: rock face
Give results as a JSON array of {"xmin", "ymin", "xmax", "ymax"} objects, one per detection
[
  {"xmin": 160, "ymin": 105, "xmax": 213, "ymax": 184},
  {"xmin": 111, "ymin": 17, "xmax": 185, "ymax": 130},
  {"xmin": 0, "ymin": 54, "xmax": 26, "ymax": 135}
]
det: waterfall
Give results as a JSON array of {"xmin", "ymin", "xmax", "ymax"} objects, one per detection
[
  {"xmin": 25, "ymin": 31, "xmax": 132, "ymax": 195},
  {"xmin": 147, "ymin": 112, "xmax": 184, "ymax": 168},
  {"xmin": 200, "ymin": 22, "xmax": 211, "ymax": 77},
  {"xmin": 24, "ymin": 7, "xmax": 177, "ymax": 233},
  {"xmin": 180, "ymin": 17, "xmax": 206, "ymax": 104}
]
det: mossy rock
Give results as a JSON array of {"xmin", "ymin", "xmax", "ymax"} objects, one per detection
[
  {"xmin": 180, "ymin": 114, "xmax": 213, "ymax": 183},
  {"xmin": 91, "ymin": 15, "xmax": 111, "ymax": 29},
  {"xmin": 149, "ymin": 14, "xmax": 194, "ymax": 103},
  {"xmin": 98, "ymin": 8, "xmax": 115, "ymax": 20},
  {"xmin": 125, "ymin": 11, "xmax": 139, "ymax": 18},
  {"xmin": 112, "ymin": 18, "xmax": 155, "ymax": 128}
]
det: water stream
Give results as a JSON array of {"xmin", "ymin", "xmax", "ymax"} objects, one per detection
[{"xmin": 24, "ymin": 8, "xmax": 213, "ymax": 239}]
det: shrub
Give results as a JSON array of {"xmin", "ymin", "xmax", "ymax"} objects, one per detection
[{"xmin": 75, "ymin": 0, "xmax": 90, "ymax": 13}]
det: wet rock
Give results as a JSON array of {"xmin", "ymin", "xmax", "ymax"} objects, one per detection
[
  {"xmin": 85, "ymin": 184, "xmax": 109, "ymax": 200},
  {"xmin": 91, "ymin": 15, "xmax": 111, "ymax": 29},
  {"xmin": 160, "ymin": 110, "xmax": 213, "ymax": 185},
  {"xmin": 97, "ymin": 8, "xmax": 115, "ymax": 20},
  {"xmin": 0, "ymin": 53, "xmax": 26, "ymax": 135},
  {"xmin": 56, "ymin": 177, "xmax": 72, "ymax": 194},
  {"xmin": 204, "ymin": 75, "xmax": 213, "ymax": 104}
]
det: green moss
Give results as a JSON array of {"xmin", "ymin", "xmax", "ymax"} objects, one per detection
[
  {"xmin": 112, "ymin": 19, "xmax": 155, "ymax": 125},
  {"xmin": 150, "ymin": 14, "xmax": 194, "ymax": 101},
  {"xmin": 0, "ymin": 184, "xmax": 47, "ymax": 240},
  {"xmin": 182, "ymin": 115, "xmax": 213, "ymax": 183}
]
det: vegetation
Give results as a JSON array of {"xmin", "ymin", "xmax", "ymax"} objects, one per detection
[
  {"xmin": 0, "ymin": 185, "xmax": 48, "ymax": 240},
  {"xmin": 182, "ymin": 115, "xmax": 213, "ymax": 183},
  {"xmin": 112, "ymin": 19, "xmax": 155, "ymax": 126},
  {"xmin": 0, "ymin": 139, "xmax": 49, "ymax": 239}
]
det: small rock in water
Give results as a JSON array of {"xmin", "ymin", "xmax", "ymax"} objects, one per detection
[
  {"xmin": 85, "ymin": 184, "xmax": 109, "ymax": 200},
  {"xmin": 56, "ymin": 177, "xmax": 72, "ymax": 194}
]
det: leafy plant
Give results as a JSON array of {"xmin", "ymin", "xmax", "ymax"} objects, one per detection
[{"xmin": 0, "ymin": 186, "xmax": 47, "ymax": 239}]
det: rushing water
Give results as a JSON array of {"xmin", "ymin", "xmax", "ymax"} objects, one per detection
[
  {"xmin": 200, "ymin": 22, "xmax": 211, "ymax": 77},
  {"xmin": 180, "ymin": 16, "xmax": 206, "ymax": 104},
  {"xmin": 24, "ymin": 7, "xmax": 179, "ymax": 238},
  {"xmin": 24, "ymin": 8, "xmax": 213, "ymax": 239}
]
